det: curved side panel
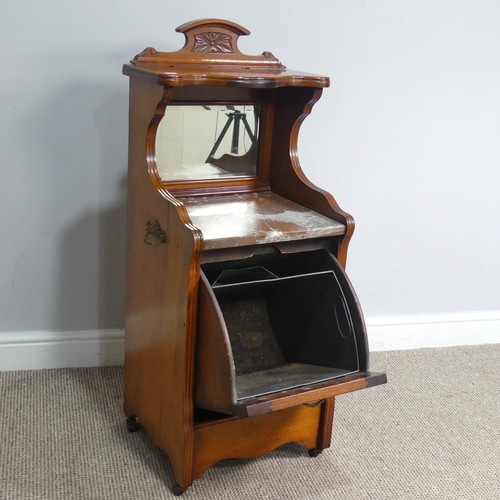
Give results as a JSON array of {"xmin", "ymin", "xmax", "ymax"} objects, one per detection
[
  {"xmin": 269, "ymin": 86, "xmax": 355, "ymax": 267},
  {"xmin": 195, "ymin": 273, "xmax": 238, "ymax": 413},
  {"xmin": 145, "ymin": 87, "xmax": 204, "ymax": 236},
  {"xmin": 124, "ymin": 79, "xmax": 203, "ymax": 489},
  {"xmin": 325, "ymin": 252, "xmax": 369, "ymax": 371}
]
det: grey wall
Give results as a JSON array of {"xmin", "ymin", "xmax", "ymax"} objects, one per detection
[{"xmin": 1, "ymin": 1, "xmax": 499, "ymax": 333}]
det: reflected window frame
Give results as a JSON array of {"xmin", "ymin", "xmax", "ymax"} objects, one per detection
[{"xmin": 152, "ymin": 100, "xmax": 272, "ymax": 194}]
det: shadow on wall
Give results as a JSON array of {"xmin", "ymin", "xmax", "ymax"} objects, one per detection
[{"xmin": 52, "ymin": 86, "xmax": 129, "ymax": 331}]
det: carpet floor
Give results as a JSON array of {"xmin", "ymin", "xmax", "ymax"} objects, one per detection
[{"xmin": 1, "ymin": 344, "xmax": 499, "ymax": 499}]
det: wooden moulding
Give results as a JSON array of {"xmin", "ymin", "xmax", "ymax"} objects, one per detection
[
  {"xmin": 192, "ymin": 403, "xmax": 323, "ymax": 480},
  {"xmin": 134, "ymin": 19, "xmax": 284, "ymax": 69},
  {"xmin": 122, "ymin": 19, "xmax": 330, "ymax": 88},
  {"xmin": 267, "ymin": 85, "xmax": 355, "ymax": 267}
]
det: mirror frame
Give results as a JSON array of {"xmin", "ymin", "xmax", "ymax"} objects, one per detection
[
  {"xmin": 150, "ymin": 96, "xmax": 273, "ymax": 196},
  {"xmin": 155, "ymin": 103, "xmax": 262, "ymax": 183}
]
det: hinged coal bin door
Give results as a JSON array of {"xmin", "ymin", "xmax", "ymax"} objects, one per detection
[{"xmin": 195, "ymin": 249, "xmax": 370, "ymax": 416}]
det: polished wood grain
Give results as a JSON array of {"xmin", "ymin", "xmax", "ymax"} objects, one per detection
[
  {"xmin": 123, "ymin": 64, "xmax": 330, "ymax": 89},
  {"xmin": 261, "ymin": 372, "xmax": 387, "ymax": 413},
  {"xmin": 123, "ymin": 19, "xmax": 386, "ymax": 494},
  {"xmin": 123, "ymin": 20, "xmax": 328, "ymax": 89},
  {"xmin": 195, "ymin": 273, "xmax": 237, "ymax": 414},
  {"xmin": 193, "ymin": 404, "xmax": 322, "ymax": 480},
  {"xmin": 316, "ymin": 397, "xmax": 336, "ymax": 451},
  {"xmin": 132, "ymin": 19, "xmax": 284, "ymax": 70},
  {"xmin": 268, "ymin": 86, "xmax": 355, "ymax": 267},
  {"xmin": 124, "ymin": 78, "xmax": 203, "ymax": 489}
]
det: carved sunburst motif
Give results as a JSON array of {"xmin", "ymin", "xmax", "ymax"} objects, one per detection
[{"xmin": 193, "ymin": 32, "xmax": 233, "ymax": 53}]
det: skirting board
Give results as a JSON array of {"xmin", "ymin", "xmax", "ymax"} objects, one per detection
[
  {"xmin": 367, "ymin": 311, "xmax": 500, "ymax": 351},
  {"xmin": 0, "ymin": 330, "xmax": 124, "ymax": 372},
  {"xmin": 0, "ymin": 312, "xmax": 499, "ymax": 371}
]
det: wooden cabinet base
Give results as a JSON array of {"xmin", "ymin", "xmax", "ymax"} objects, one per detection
[
  {"xmin": 126, "ymin": 399, "xmax": 335, "ymax": 494},
  {"xmin": 193, "ymin": 402, "xmax": 327, "ymax": 481}
]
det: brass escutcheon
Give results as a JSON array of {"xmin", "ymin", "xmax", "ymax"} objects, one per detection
[
  {"xmin": 144, "ymin": 220, "xmax": 166, "ymax": 245},
  {"xmin": 303, "ymin": 399, "xmax": 326, "ymax": 408}
]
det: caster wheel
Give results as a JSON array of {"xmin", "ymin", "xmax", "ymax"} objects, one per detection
[
  {"xmin": 126, "ymin": 415, "xmax": 140, "ymax": 433},
  {"xmin": 172, "ymin": 484, "xmax": 187, "ymax": 496},
  {"xmin": 308, "ymin": 448, "xmax": 323, "ymax": 457}
]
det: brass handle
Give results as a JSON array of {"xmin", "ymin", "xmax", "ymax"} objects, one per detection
[
  {"xmin": 144, "ymin": 220, "xmax": 166, "ymax": 245},
  {"xmin": 303, "ymin": 399, "xmax": 326, "ymax": 408}
]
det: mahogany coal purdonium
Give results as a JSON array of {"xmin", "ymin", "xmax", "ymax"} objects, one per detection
[{"xmin": 122, "ymin": 18, "xmax": 387, "ymax": 495}]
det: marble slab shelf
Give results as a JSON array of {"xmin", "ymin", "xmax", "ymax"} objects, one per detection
[{"xmin": 180, "ymin": 191, "xmax": 346, "ymax": 251}]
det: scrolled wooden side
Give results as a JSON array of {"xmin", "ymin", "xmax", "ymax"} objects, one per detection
[{"xmin": 269, "ymin": 86, "xmax": 355, "ymax": 267}]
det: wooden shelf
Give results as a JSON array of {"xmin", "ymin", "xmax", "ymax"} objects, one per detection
[
  {"xmin": 232, "ymin": 371, "xmax": 387, "ymax": 417},
  {"xmin": 180, "ymin": 191, "xmax": 346, "ymax": 250},
  {"xmin": 236, "ymin": 363, "xmax": 358, "ymax": 400}
]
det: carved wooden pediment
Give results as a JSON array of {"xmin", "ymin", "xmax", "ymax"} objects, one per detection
[{"xmin": 132, "ymin": 19, "xmax": 285, "ymax": 69}]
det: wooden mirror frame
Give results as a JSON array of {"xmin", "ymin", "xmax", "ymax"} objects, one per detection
[{"xmin": 147, "ymin": 93, "xmax": 274, "ymax": 196}]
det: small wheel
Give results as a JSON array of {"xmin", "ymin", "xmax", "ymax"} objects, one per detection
[
  {"xmin": 308, "ymin": 448, "xmax": 322, "ymax": 457},
  {"xmin": 172, "ymin": 484, "xmax": 187, "ymax": 496},
  {"xmin": 126, "ymin": 415, "xmax": 140, "ymax": 433}
]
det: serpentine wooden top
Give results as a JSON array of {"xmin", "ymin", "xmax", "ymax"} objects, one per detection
[{"xmin": 123, "ymin": 19, "xmax": 330, "ymax": 88}]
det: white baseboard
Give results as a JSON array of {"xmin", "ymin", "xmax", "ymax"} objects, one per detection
[
  {"xmin": 1, "ymin": 312, "xmax": 499, "ymax": 371},
  {"xmin": 367, "ymin": 311, "xmax": 500, "ymax": 351},
  {"xmin": 0, "ymin": 329, "xmax": 124, "ymax": 371}
]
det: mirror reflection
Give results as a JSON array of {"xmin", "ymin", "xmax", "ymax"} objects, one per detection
[{"xmin": 156, "ymin": 105, "xmax": 261, "ymax": 182}]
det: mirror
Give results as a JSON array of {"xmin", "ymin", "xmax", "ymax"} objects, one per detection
[{"xmin": 156, "ymin": 105, "xmax": 261, "ymax": 182}]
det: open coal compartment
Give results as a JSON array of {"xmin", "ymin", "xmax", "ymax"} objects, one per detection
[{"xmin": 200, "ymin": 249, "xmax": 368, "ymax": 401}]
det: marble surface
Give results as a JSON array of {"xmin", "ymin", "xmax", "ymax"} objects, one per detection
[{"xmin": 180, "ymin": 191, "xmax": 345, "ymax": 250}]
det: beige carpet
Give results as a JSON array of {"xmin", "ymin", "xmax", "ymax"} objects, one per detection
[{"xmin": 1, "ymin": 345, "xmax": 499, "ymax": 499}]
